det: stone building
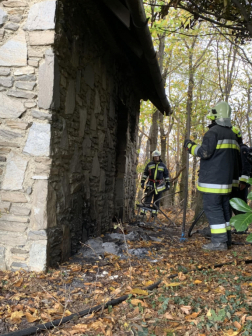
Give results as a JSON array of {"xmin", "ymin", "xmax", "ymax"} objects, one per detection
[{"xmin": 0, "ymin": 0, "xmax": 170, "ymax": 271}]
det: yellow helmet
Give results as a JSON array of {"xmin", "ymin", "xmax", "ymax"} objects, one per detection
[
  {"xmin": 207, "ymin": 101, "xmax": 232, "ymax": 127},
  {"xmin": 152, "ymin": 150, "xmax": 161, "ymax": 157}
]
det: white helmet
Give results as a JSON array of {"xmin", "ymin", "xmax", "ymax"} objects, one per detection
[{"xmin": 152, "ymin": 150, "xmax": 161, "ymax": 157}]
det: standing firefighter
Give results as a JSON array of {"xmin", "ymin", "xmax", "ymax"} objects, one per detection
[
  {"xmin": 184, "ymin": 101, "xmax": 240, "ymax": 251},
  {"xmin": 141, "ymin": 150, "xmax": 170, "ymax": 217},
  {"xmin": 231, "ymin": 127, "xmax": 251, "ymax": 228}
]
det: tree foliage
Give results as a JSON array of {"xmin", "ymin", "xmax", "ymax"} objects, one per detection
[{"xmin": 145, "ymin": 0, "xmax": 252, "ymax": 40}]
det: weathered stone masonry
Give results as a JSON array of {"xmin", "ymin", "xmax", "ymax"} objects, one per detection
[{"xmin": 0, "ymin": 0, "xmax": 140, "ymax": 271}]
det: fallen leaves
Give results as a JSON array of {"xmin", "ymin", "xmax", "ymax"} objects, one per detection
[
  {"xmin": 180, "ymin": 305, "xmax": 191, "ymax": 315},
  {"xmin": 178, "ymin": 272, "xmax": 186, "ymax": 281},
  {"xmin": 13, "ymin": 277, "xmax": 24, "ymax": 287},
  {"xmin": 223, "ymin": 329, "xmax": 242, "ymax": 336},
  {"xmin": 131, "ymin": 299, "xmax": 148, "ymax": 307},
  {"xmin": 163, "ymin": 281, "xmax": 182, "ymax": 287},
  {"xmin": 131, "ymin": 288, "xmax": 148, "ymax": 296},
  {"xmin": 1, "ymin": 218, "xmax": 252, "ymax": 336},
  {"xmin": 185, "ymin": 311, "xmax": 201, "ymax": 320},
  {"xmin": 142, "ymin": 280, "xmax": 154, "ymax": 286},
  {"xmin": 194, "ymin": 279, "xmax": 202, "ymax": 284},
  {"xmin": 10, "ymin": 311, "xmax": 24, "ymax": 323},
  {"xmin": 69, "ymin": 324, "xmax": 88, "ymax": 334},
  {"xmin": 25, "ymin": 312, "xmax": 40, "ymax": 323},
  {"xmin": 163, "ymin": 312, "xmax": 174, "ymax": 320}
]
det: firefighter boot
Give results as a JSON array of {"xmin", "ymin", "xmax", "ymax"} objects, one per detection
[{"xmin": 202, "ymin": 242, "xmax": 227, "ymax": 251}]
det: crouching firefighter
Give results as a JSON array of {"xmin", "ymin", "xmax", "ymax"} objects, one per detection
[
  {"xmin": 140, "ymin": 150, "xmax": 170, "ymax": 217},
  {"xmin": 184, "ymin": 101, "xmax": 240, "ymax": 251}
]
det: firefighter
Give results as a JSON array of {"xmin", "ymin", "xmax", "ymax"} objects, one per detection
[
  {"xmin": 231, "ymin": 127, "xmax": 250, "ymax": 232},
  {"xmin": 184, "ymin": 101, "xmax": 240, "ymax": 251},
  {"xmin": 141, "ymin": 150, "xmax": 170, "ymax": 216}
]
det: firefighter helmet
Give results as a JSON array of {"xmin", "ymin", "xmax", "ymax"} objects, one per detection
[
  {"xmin": 207, "ymin": 101, "xmax": 232, "ymax": 127},
  {"xmin": 152, "ymin": 150, "xmax": 161, "ymax": 157}
]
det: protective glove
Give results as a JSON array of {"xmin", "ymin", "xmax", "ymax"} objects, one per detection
[
  {"xmin": 141, "ymin": 182, "xmax": 145, "ymax": 189},
  {"xmin": 184, "ymin": 139, "xmax": 196, "ymax": 154},
  {"xmin": 166, "ymin": 182, "xmax": 170, "ymax": 190}
]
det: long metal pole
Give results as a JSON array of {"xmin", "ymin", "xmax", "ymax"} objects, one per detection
[
  {"xmin": 181, "ymin": 152, "xmax": 189, "ymax": 238},
  {"xmin": 181, "ymin": 107, "xmax": 191, "ymax": 240}
]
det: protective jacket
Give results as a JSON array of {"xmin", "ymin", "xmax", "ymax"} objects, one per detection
[
  {"xmin": 190, "ymin": 124, "xmax": 240, "ymax": 194},
  {"xmin": 239, "ymin": 143, "xmax": 251, "ymax": 184},
  {"xmin": 141, "ymin": 160, "xmax": 170, "ymax": 194}
]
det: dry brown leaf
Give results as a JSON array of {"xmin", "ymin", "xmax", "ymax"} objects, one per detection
[
  {"xmin": 25, "ymin": 312, "xmax": 39, "ymax": 323},
  {"xmin": 10, "ymin": 311, "xmax": 24, "ymax": 323},
  {"xmin": 111, "ymin": 287, "xmax": 121, "ymax": 296},
  {"xmin": 234, "ymin": 311, "xmax": 244, "ymax": 316},
  {"xmin": 133, "ymin": 306, "xmax": 139, "ymax": 316},
  {"xmin": 142, "ymin": 280, "xmax": 154, "ymax": 286},
  {"xmin": 178, "ymin": 272, "xmax": 186, "ymax": 281},
  {"xmin": 185, "ymin": 311, "xmax": 200, "ymax": 320},
  {"xmin": 41, "ymin": 312, "xmax": 50, "ymax": 321},
  {"xmin": 233, "ymin": 321, "xmax": 241, "ymax": 329},
  {"xmin": 246, "ymin": 316, "xmax": 252, "ymax": 321},
  {"xmin": 70, "ymin": 265, "xmax": 82, "ymax": 272},
  {"xmin": 194, "ymin": 280, "xmax": 202, "ymax": 284},
  {"xmin": 163, "ymin": 281, "xmax": 182, "ymax": 287},
  {"xmin": 131, "ymin": 299, "xmax": 148, "ymax": 307},
  {"xmin": 28, "ymin": 307, "xmax": 36, "ymax": 313},
  {"xmin": 89, "ymin": 320, "xmax": 106, "ymax": 333},
  {"xmin": 223, "ymin": 330, "xmax": 241, "ymax": 336},
  {"xmin": 180, "ymin": 306, "xmax": 191, "ymax": 315},
  {"xmin": 240, "ymin": 314, "xmax": 247, "ymax": 325},
  {"xmin": 64, "ymin": 310, "xmax": 72, "ymax": 316},
  {"xmin": 72, "ymin": 324, "xmax": 88, "ymax": 330},
  {"xmin": 163, "ymin": 312, "xmax": 174, "ymax": 320},
  {"xmin": 46, "ymin": 303, "xmax": 66, "ymax": 317},
  {"xmin": 14, "ymin": 277, "xmax": 23, "ymax": 287},
  {"xmin": 69, "ymin": 331, "xmax": 86, "ymax": 335},
  {"xmin": 206, "ymin": 309, "xmax": 212, "ymax": 317},
  {"xmin": 131, "ymin": 288, "xmax": 148, "ymax": 295},
  {"xmin": 106, "ymin": 328, "xmax": 113, "ymax": 336}
]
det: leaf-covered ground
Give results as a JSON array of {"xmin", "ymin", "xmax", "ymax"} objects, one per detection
[{"xmin": 1, "ymin": 210, "xmax": 252, "ymax": 336}]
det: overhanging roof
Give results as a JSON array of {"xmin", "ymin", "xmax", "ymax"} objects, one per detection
[{"xmin": 100, "ymin": 0, "xmax": 172, "ymax": 115}]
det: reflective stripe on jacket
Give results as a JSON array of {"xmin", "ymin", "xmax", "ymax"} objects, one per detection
[{"xmin": 190, "ymin": 124, "xmax": 240, "ymax": 194}]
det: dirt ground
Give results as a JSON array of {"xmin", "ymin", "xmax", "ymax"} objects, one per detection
[{"xmin": 0, "ymin": 209, "xmax": 252, "ymax": 336}]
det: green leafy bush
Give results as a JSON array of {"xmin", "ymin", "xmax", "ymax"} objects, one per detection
[{"xmin": 229, "ymin": 178, "xmax": 252, "ymax": 243}]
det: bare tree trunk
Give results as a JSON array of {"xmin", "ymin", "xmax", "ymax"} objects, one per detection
[
  {"xmin": 171, "ymin": 123, "xmax": 181, "ymax": 206},
  {"xmin": 180, "ymin": 67, "xmax": 193, "ymax": 203},
  {"xmin": 137, "ymin": 126, "xmax": 144, "ymax": 162},
  {"xmin": 149, "ymin": 110, "xmax": 159, "ymax": 160},
  {"xmin": 137, "ymin": 132, "xmax": 150, "ymax": 203},
  {"xmin": 191, "ymin": 155, "xmax": 197, "ymax": 206},
  {"xmin": 159, "ymin": 113, "xmax": 167, "ymax": 165},
  {"xmin": 247, "ymin": 82, "xmax": 252, "ymax": 147}
]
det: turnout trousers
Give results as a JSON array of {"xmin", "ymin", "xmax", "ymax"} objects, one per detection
[
  {"xmin": 203, "ymin": 194, "xmax": 231, "ymax": 245},
  {"xmin": 142, "ymin": 192, "xmax": 163, "ymax": 216}
]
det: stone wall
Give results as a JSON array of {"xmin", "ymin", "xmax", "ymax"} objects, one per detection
[{"xmin": 0, "ymin": 0, "xmax": 139, "ymax": 271}]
